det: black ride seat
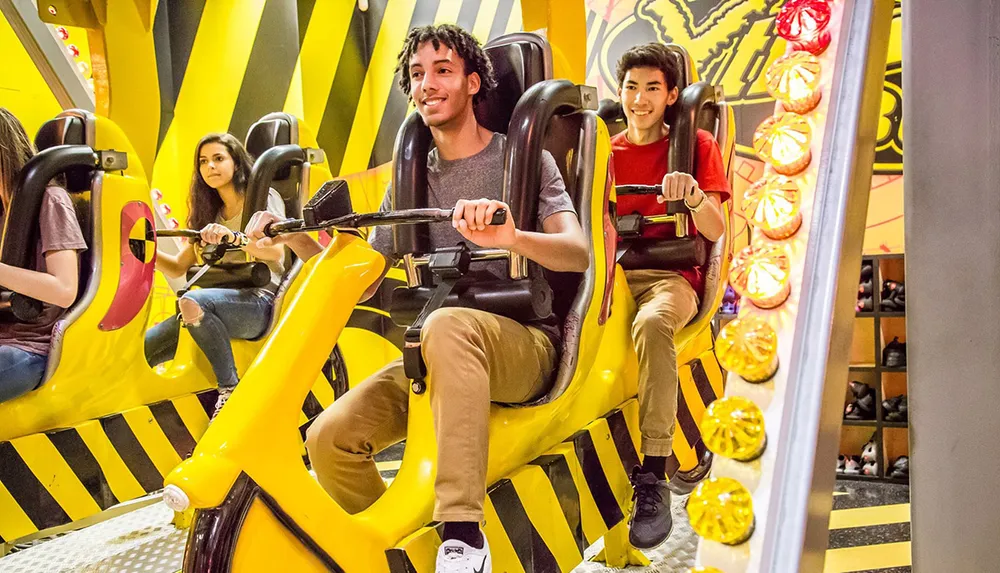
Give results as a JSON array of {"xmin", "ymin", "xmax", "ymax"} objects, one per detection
[{"xmin": 387, "ymin": 32, "xmax": 600, "ymax": 404}]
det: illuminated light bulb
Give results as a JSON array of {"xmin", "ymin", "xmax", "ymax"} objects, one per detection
[
  {"xmin": 715, "ymin": 315, "xmax": 779, "ymax": 382},
  {"xmin": 753, "ymin": 113, "xmax": 812, "ymax": 176},
  {"xmin": 55, "ymin": 26, "xmax": 69, "ymax": 41},
  {"xmin": 67, "ymin": 44, "xmax": 80, "ymax": 58},
  {"xmin": 47, "ymin": 5, "xmax": 57, "ymax": 16},
  {"xmin": 701, "ymin": 396, "xmax": 767, "ymax": 461},
  {"xmin": 152, "ymin": 188, "xmax": 164, "ymax": 201},
  {"xmin": 168, "ymin": 217, "xmax": 180, "ymax": 229},
  {"xmin": 729, "ymin": 242, "xmax": 791, "ymax": 309},
  {"xmin": 776, "ymin": 0, "xmax": 833, "ymax": 55},
  {"xmin": 742, "ymin": 175, "xmax": 802, "ymax": 240},
  {"xmin": 687, "ymin": 477, "xmax": 755, "ymax": 545},
  {"xmin": 160, "ymin": 204, "xmax": 172, "ymax": 215},
  {"xmin": 77, "ymin": 61, "xmax": 90, "ymax": 77},
  {"xmin": 766, "ymin": 51, "xmax": 822, "ymax": 113}
]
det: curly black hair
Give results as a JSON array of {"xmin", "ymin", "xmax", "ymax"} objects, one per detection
[
  {"xmin": 615, "ymin": 43, "xmax": 682, "ymax": 91},
  {"xmin": 394, "ymin": 24, "xmax": 497, "ymax": 105}
]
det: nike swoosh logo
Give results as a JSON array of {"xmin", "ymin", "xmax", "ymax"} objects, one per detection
[{"xmin": 473, "ymin": 555, "xmax": 487, "ymax": 573}]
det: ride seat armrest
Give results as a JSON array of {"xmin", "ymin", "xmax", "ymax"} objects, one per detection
[{"xmin": 0, "ymin": 291, "xmax": 43, "ymax": 322}]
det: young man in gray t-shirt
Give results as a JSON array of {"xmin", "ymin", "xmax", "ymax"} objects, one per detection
[{"xmin": 247, "ymin": 24, "xmax": 588, "ymax": 572}]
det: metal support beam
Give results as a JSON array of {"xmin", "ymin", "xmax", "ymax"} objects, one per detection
[
  {"xmin": 760, "ymin": 0, "xmax": 893, "ymax": 571},
  {"xmin": 0, "ymin": 0, "xmax": 94, "ymax": 111}
]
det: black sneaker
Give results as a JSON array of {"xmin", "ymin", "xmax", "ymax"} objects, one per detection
[
  {"xmin": 882, "ymin": 337, "xmax": 906, "ymax": 368},
  {"xmin": 889, "ymin": 455, "xmax": 909, "ymax": 479},
  {"xmin": 884, "ymin": 395, "xmax": 908, "ymax": 422},
  {"xmin": 627, "ymin": 467, "xmax": 672, "ymax": 549},
  {"xmin": 880, "ymin": 280, "xmax": 906, "ymax": 312},
  {"xmin": 845, "ymin": 382, "xmax": 875, "ymax": 420}
]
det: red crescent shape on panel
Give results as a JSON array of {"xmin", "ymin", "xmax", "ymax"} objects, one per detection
[
  {"xmin": 600, "ymin": 155, "xmax": 618, "ymax": 325},
  {"xmin": 99, "ymin": 201, "xmax": 156, "ymax": 331}
]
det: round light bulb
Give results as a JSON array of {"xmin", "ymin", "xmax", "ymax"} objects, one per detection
[
  {"xmin": 701, "ymin": 396, "xmax": 767, "ymax": 461},
  {"xmin": 776, "ymin": 0, "xmax": 833, "ymax": 55},
  {"xmin": 715, "ymin": 315, "xmax": 779, "ymax": 382},
  {"xmin": 766, "ymin": 51, "xmax": 822, "ymax": 113},
  {"xmin": 753, "ymin": 113, "xmax": 813, "ymax": 176},
  {"xmin": 687, "ymin": 477, "xmax": 755, "ymax": 545},
  {"xmin": 729, "ymin": 242, "xmax": 791, "ymax": 309},
  {"xmin": 742, "ymin": 175, "xmax": 802, "ymax": 240},
  {"xmin": 55, "ymin": 26, "xmax": 69, "ymax": 41}
]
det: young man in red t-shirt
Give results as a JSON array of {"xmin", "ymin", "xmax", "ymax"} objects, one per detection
[{"xmin": 611, "ymin": 43, "xmax": 732, "ymax": 549}]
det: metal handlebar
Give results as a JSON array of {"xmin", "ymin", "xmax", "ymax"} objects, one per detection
[
  {"xmin": 615, "ymin": 185, "xmax": 690, "ymax": 237},
  {"xmin": 263, "ymin": 207, "xmax": 508, "ymax": 237}
]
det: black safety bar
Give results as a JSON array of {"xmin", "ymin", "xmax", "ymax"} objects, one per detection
[
  {"xmin": 390, "ymin": 114, "xmax": 434, "ymax": 258},
  {"xmin": 240, "ymin": 144, "xmax": 310, "ymax": 227},
  {"xmin": 0, "ymin": 145, "xmax": 100, "ymax": 322},
  {"xmin": 668, "ymin": 82, "xmax": 722, "ymax": 175},
  {"xmin": 504, "ymin": 80, "xmax": 598, "ymax": 232}
]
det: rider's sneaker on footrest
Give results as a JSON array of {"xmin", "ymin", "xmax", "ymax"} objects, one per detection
[
  {"xmin": 436, "ymin": 536, "xmax": 491, "ymax": 573},
  {"xmin": 628, "ymin": 467, "xmax": 673, "ymax": 549},
  {"xmin": 212, "ymin": 387, "xmax": 234, "ymax": 420}
]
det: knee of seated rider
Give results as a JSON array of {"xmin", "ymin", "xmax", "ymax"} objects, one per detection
[
  {"xmin": 305, "ymin": 403, "xmax": 361, "ymax": 459},
  {"xmin": 419, "ymin": 307, "xmax": 484, "ymax": 352},
  {"xmin": 178, "ymin": 293, "xmax": 208, "ymax": 326},
  {"xmin": 631, "ymin": 303, "xmax": 680, "ymax": 342}
]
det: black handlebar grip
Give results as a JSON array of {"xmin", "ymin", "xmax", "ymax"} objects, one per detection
[
  {"xmin": 489, "ymin": 208, "xmax": 507, "ymax": 226},
  {"xmin": 616, "ymin": 184, "xmax": 663, "ymax": 196}
]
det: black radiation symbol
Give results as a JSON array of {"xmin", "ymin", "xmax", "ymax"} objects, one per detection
[{"xmin": 128, "ymin": 218, "xmax": 155, "ymax": 263}]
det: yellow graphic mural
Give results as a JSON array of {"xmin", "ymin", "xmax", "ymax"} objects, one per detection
[{"xmin": 585, "ymin": 0, "xmax": 904, "ymax": 253}]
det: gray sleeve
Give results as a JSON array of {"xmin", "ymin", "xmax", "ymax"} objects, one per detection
[
  {"xmin": 536, "ymin": 150, "xmax": 577, "ymax": 228},
  {"xmin": 367, "ymin": 183, "xmax": 394, "ymax": 259}
]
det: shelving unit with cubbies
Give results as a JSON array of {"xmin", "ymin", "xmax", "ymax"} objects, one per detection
[{"xmin": 839, "ymin": 253, "xmax": 908, "ymax": 483}]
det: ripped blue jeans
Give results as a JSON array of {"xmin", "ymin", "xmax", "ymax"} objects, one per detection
[{"xmin": 144, "ymin": 288, "xmax": 274, "ymax": 388}]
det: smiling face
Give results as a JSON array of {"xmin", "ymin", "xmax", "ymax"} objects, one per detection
[
  {"xmin": 198, "ymin": 142, "xmax": 235, "ymax": 190},
  {"xmin": 408, "ymin": 40, "xmax": 480, "ymax": 129},
  {"xmin": 618, "ymin": 66, "xmax": 679, "ymax": 135}
]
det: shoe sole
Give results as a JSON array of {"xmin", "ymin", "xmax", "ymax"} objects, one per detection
[{"xmin": 629, "ymin": 520, "xmax": 674, "ymax": 551}]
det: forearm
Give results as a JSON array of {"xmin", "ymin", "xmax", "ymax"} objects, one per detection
[
  {"xmin": 691, "ymin": 193, "xmax": 725, "ymax": 242},
  {"xmin": 0, "ymin": 263, "xmax": 75, "ymax": 308},
  {"xmin": 510, "ymin": 229, "xmax": 589, "ymax": 272},
  {"xmin": 155, "ymin": 251, "xmax": 191, "ymax": 278},
  {"xmin": 286, "ymin": 233, "xmax": 324, "ymax": 262},
  {"xmin": 243, "ymin": 241, "xmax": 285, "ymax": 262}
]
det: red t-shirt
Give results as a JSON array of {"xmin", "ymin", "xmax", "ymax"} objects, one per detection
[{"xmin": 611, "ymin": 129, "xmax": 732, "ymax": 297}]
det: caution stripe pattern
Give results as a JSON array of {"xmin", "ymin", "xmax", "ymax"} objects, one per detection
[
  {"xmin": 0, "ymin": 376, "xmax": 338, "ymax": 544},
  {"xmin": 386, "ymin": 399, "xmax": 642, "ymax": 573}
]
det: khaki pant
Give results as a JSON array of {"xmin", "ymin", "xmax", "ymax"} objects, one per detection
[
  {"xmin": 626, "ymin": 269, "xmax": 700, "ymax": 457},
  {"xmin": 305, "ymin": 307, "xmax": 557, "ymax": 522}
]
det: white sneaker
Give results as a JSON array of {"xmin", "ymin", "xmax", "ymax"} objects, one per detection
[
  {"xmin": 211, "ymin": 387, "xmax": 233, "ymax": 420},
  {"xmin": 435, "ymin": 536, "xmax": 491, "ymax": 573}
]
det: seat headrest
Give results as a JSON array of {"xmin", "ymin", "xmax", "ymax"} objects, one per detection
[
  {"xmin": 474, "ymin": 33, "xmax": 552, "ymax": 134},
  {"xmin": 34, "ymin": 113, "xmax": 92, "ymax": 193},
  {"xmin": 245, "ymin": 112, "xmax": 298, "ymax": 181},
  {"xmin": 35, "ymin": 115, "xmax": 88, "ymax": 151}
]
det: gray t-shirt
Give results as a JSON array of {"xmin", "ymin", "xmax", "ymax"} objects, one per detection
[
  {"xmin": 217, "ymin": 188, "xmax": 286, "ymax": 290},
  {"xmin": 369, "ymin": 132, "xmax": 576, "ymax": 344}
]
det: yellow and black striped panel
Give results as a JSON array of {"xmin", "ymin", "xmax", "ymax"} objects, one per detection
[
  {"xmin": 0, "ymin": 376, "xmax": 339, "ymax": 545},
  {"xmin": 825, "ymin": 484, "xmax": 911, "ymax": 572},
  {"xmin": 666, "ymin": 348, "xmax": 725, "ymax": 472},
  {"xmin": 386, "ymin": 399, "xmax": 642, "ymax": 573}
]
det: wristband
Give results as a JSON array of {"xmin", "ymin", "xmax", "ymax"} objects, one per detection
[{"xmin": 685, "ymin": 189, "xmax": 708, "ymax": 213}]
